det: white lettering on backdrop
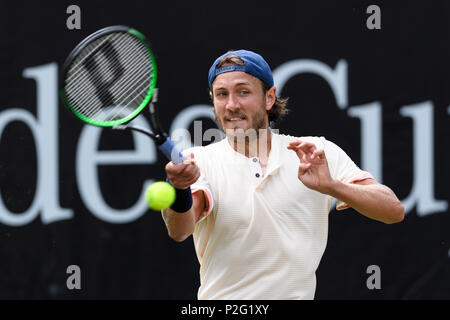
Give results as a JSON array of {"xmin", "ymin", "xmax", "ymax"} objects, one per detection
[{"xmin": 0, "ymin": 60, "xmax": 447, "ymax": 225}]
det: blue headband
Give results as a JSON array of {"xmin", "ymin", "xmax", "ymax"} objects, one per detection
[{"xmin": 208, "ymin": 50, "xmax": 274, "ymax": 88}]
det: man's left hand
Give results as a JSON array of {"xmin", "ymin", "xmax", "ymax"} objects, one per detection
[{"xmin": 287, "ymin": 140, "xmax": 335, "ymax": 194}]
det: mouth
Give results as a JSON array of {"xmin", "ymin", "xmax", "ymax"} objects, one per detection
[{"xmin": 226, "ymin": 117, "xmax": 246, "ymax": 123}]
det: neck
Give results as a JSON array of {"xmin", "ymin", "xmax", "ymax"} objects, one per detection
[{"xmin": 227, "ymin": 127, "xmax": 272, "ymax": 160}]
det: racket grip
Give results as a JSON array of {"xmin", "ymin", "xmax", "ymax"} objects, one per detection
[
  {"xmin": 160, "ymin": 137, "xmax": 193, "ymax": 213},
  {"xmin": 159, "ymin": 137, "xmax": 185, "ymax": 164}
]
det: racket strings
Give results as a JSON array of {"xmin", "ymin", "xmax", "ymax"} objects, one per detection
[
  {"xmin": 66, "ymin": 33, "xmax": 138, "ymax": 99},
  {"xmin": 68, "ymin": 48, "xmax": 150, "ymax": 118},
  {"xmin": 106, "ymin": 67, "xmax": 152, "ymax": 120},
  {"xmin": 66, "ymin": 33, "xmax": 122, "ymax": 83},
  {"xmin": 64, "ymin": 32, "xmax": 154, "ymax": 122},
  {"xmin": 65, "ymin": 33, "xmax": 132, "ymax": 116},
  {"xmin": 66, "ymin": 33, "xmax": 146, "ymax": 111},
  {"xmin": 107, "ymin": 72, "xmax": 152, "ymax": 121}
]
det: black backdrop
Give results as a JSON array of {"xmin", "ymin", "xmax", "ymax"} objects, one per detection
[{"xmin": 0, "ymin": 0, "xmax": 449, "ymax": 300}]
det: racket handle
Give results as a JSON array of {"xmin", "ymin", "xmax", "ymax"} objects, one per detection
[
  {"xmin": 160, "ymin": 137, "xmax": 193, "ymax": 213},
  {"xmin": 159, "ymin": 137, "xmax": 185, "ymax": 164}
]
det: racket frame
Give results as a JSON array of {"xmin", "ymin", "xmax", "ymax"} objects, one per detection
[{"xmin": 60, "ymin": 25, "xmax": 185, "ymax": 164}]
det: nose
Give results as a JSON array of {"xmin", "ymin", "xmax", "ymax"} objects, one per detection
[{"xmin": 225, "ymin": 93, "xmax": 240, "ymax": 112}]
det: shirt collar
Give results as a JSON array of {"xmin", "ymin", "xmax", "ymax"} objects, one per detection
[{"xmin": 222, "ymin": 129, "xmax": 282, "ymax": 173}]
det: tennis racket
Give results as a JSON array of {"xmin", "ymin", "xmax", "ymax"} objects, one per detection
[
  {"xmin": 59, "ymin": 25, "xmax": 185, "ymax": 164},
  {"xmin": 60, "ymin": 25, "xmax": 192, "ymax": 210}
]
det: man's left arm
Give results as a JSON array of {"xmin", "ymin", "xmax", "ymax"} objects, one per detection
[
  {"xmin": 327, "ymin": 178, "xmax": 404, "ymax": 224},
  {"xmin": 287, "ymin": 140, "xmax": 404, "ymax": 224}
]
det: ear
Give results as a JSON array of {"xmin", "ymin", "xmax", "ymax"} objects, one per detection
[{"xmin": 265, "ymin": 86, "xmax": 276, "ymax": 111}]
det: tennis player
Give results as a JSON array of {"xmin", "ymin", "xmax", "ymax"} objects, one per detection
[{"xmin": 162, "ymin": 49, "xmax": 404, "ymax": 300}]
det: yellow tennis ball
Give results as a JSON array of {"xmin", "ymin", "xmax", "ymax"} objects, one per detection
[{"xmin": 145, "ymin": 181, "xmax": 176, "ymax": 211}]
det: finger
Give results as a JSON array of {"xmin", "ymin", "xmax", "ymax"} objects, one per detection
[
  {"xmin": 313, "ymin": 149, "xmax": 325, "ymax": 160},
  {"xmin": 178, "ymin": 171, "xmax": 200, "ymax": 188},
  {"xmin": 181, "ymin": 163, "xmax": 199, "ymax": 177},
  {"xmin": 165, "ymin": 162, "xmax": 179, "ymax": 176},
  {"xmin": 297, "ymin": 149, "xmax": 307, "ymax": 162},
  {"xmin": 288, "ymin": 141, "xmax": 317, "ymax": 162},
  {"xmin": 298, "ymin": 145, "xmax": 317, "ymax": 161},
  {"xmin": 181, "ymin": 152, "xmax": 196, "ymax": 165},
  {"xmin": 298, "ymin": 162, "xmax": 312, "ymax": 176},
  {"xmin": 287, "ymin": 140, "xmax": 302, "ymax": 148},
  {"xmin": 311, "ymin": 149, "xmax": 319, "ymax": 160},
  {"xmin": 298, "ymin": 141, "xmax": 317, "ymax": 152},
  {"xmin": 287, "ymin": 141, "xmax": 304, "ymax": 152},
  {"xmin": 287, "ymin": 145, "xmax": 302, "ymax": 153},
  {"xmin": 168, "ymin": 161, "xmax": 191, "ymax": 175},
  {"xmin": 288, "ymin": 145, "xmax": 307, "ymax": 161},
  {"xmin": 182, "ymin": 152, "xmax": 194, "ymax": 160},
  {"xmin": 179, "ymin": 160, "xmax": 190, "ymax": 170},
  {"xmin": 192, "ymin": 169, "xmax": 201, "ymax": 181},
  {"xmin": 168, "ymin": 166, "xmax": 199, "ymax": 188},
  {"xmin": 190, "ymin": 153, "xmax": 196, "ymax": 164},
  {"xmin": 185, "ymin": 173, "xmax": 200, "ymax": 186}
]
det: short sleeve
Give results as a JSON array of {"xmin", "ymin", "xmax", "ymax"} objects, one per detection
[
  {"xmin": 322, "ymin": 137, "xmax": 374, "ymax": 210},
  {"xmin": 191, "ymin": 175, "xmax": 214, "ymax": 221},
  {"xmin": 183, "ymin": 147, "xmax": 215, "ymax": 221}
]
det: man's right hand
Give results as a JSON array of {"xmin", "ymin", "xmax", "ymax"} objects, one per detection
[
  {"xmin": 163, "ymin": 152, "xmax": 206, "ymax": 242},
  {"xmin": 165, "ymin": 152, "xmax": 200, "ymax": 189}
]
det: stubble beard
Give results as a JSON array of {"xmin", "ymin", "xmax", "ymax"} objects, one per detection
[{"xmin": 214, "ymin": 102, "xmax": 270, "ymax": 157}]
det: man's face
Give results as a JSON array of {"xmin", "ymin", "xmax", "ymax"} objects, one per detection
[{"xmin": 211, "ymin": 71, "xmax": 274, "ymax": 137}]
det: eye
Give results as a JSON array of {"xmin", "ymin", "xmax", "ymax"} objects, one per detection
[
  {"xmin": 240, "ymin": 90, "xmax": 249, "ymax": 95},
  {"xmin": 215, "ymin": 91, "xmax": 227, "ymax": 97}
]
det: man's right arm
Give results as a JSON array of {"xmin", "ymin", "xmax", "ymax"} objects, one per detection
[
  {"xmin": 161, "ymin": 152, "xmax": 209, "ymax": 242},
  {"xmin": 161, "ymin": 189, "xmax": 209, "ymax": 242}
]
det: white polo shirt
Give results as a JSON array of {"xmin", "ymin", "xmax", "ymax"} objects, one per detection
[{"xmin": 187, "ymin": 132, "xmax": 372, "ymax": 300}]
